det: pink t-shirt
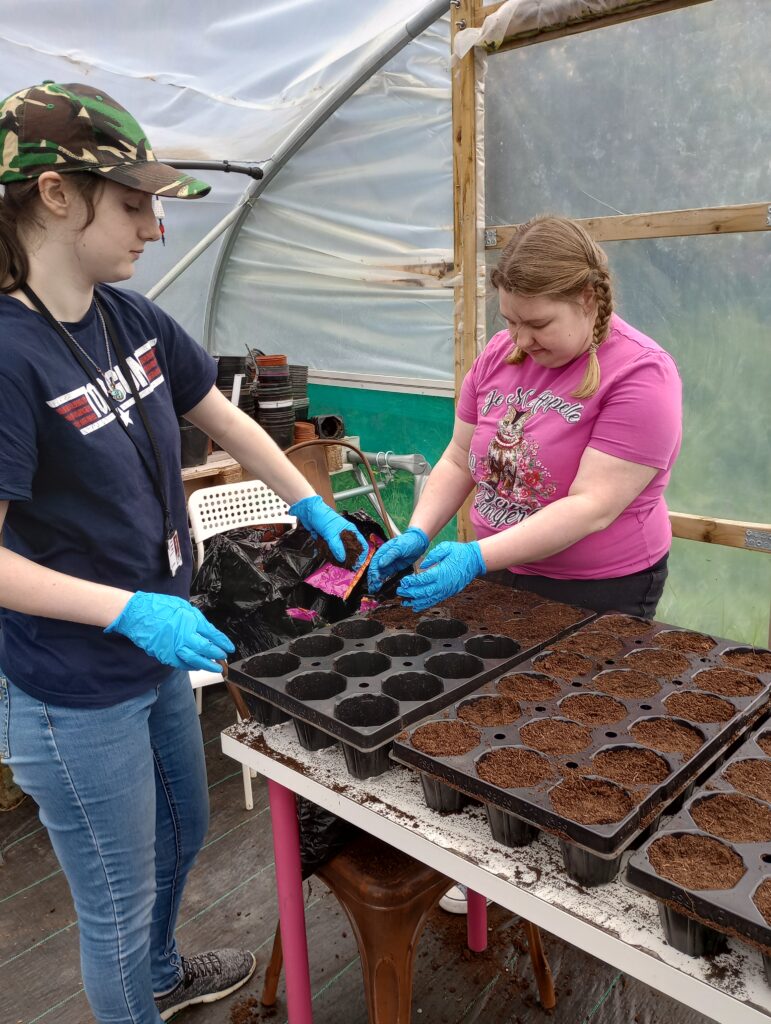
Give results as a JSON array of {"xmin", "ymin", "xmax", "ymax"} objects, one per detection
[{"xmin": 457, "ymin": 314, "xmax": 682, "ymax": 579}]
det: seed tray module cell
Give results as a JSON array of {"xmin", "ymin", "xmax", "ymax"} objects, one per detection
[
  {"xmin": 627, "ymin": 721, "xmax": 771, "ymax": 982},
  {"xmin": 391, "ymin": 615, "xmax": 771, "ymax": 885},
  {"xmin": 228, "ymin": 586, "xmax": 596, "ymax": 780}
]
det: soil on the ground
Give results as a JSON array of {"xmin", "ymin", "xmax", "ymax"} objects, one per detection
[
  {"xmin": 533, "ymin": 650, "xmax": 593, "ymax": 680},
  {"xmin": 589, "ymin": 746, "xmax": 670, "ymax": 787},
  {"xmin": 410, "ymin": 720, "xmax": 481, "ymax": 757},
  {"xmin": 653, "ymin": 630, "xmax": 716, "ymax": 654},
  {"xmin": 691, "ymin": 668, "xmax": 763, "ymax": 697},
  {"xmin": 519, "ymin": 719, "xmax": 592, "ymax": 755},
  {"xmin": 476, "ymin": 747, "xmax": 557, "ymax": 789},
  {"xmin": 721, "ymin": 648, "xmax": 771, "ymax": 673},
  {"xmin": 629, "ymin": 718, "xmax": 705, "ymax": 758},
  {"xmin": 553, "ymin": 630, "xmax": 624, "ymax": 658},
  {"xmin": 595, "ymin": 669, "xmax": 661, "ymax": 699},
  {"xmin": 753, "ymin": 878, "xmax": 771, "ymax": 926},
  {"xmin": 496, "ymin": 673, "xmax": 562, "ymax": 702},
  {"xmin": 664, "ymin": 691, "xmax": 735, "ymax": 723},
  {"xmin": 723, "ymin": 758, "xmax": 771, "ymax": 803},
  {"xmin": 690, "ymin": 792, "xmax": 771, "ymax": 843},
  {"xmin": 549, "ymin": 776, "xmax": 634, "ymax": 824},
  {"xmin": 559, "ymin": 693, "xmax": 627, "ymax": 726},
  {"xmin": 647, "ymin": 833, "xmax": 746, "ymax": 890},
  {"xmin": 597, "ymin": 614, "xmax": 652, "ymax": 638},
  {"xmin": 623, "ymin": 649, "xmax": 690, "ymax": 679},
  {"xmin": 457, "ymin": 696, "xmax": 521, "ymax": 727}
]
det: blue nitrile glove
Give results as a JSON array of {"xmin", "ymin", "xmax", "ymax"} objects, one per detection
[
  {"xmin": 289, "ymin": 495, "xmax": 367, "ymax": 569},
  {"xmin": 396, "ymin": 541, "xmax": 486, "ymax": 613},
  {"xmin": 105, "ymin": 592, "xmax": 235, "ymax": 673},
  {"xmin": 367, "ymin": 526, "xmax": 430, "ymax": 593}
]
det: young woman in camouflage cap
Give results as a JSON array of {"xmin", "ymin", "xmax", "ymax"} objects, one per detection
[{"xmin": 0, "ymin": 82, "xmax": 366, "ymax": 1023}]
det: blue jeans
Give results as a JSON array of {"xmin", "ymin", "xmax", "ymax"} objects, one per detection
[{"xmin": 0, "ymin": 669, "xmax": 209, "ymax": 1024}]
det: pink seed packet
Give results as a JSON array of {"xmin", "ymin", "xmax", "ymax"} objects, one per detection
[
  {"xmin": 304, "ymin": 534, "xmax": 382, "ymax": 600},
  {"xmin": 286, "ymin": 607, "xmax": 319, "ymax": 622}
]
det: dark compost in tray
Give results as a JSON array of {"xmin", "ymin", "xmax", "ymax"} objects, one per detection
[
  {"xmin": 391, "ymin": 615, "xmax": 771, "ymax": 885},
  {"xmin": 627, "ymin": 720, "xmax": 771, "ymax": 978},
  {"xmin": 227, "ymin": 580, "xmax": 595, "ymax": 780}
]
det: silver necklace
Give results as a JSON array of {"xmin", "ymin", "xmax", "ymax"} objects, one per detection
[{"xmin": 55, "ymin": 301, "xmax": 127, "ymax": 403}]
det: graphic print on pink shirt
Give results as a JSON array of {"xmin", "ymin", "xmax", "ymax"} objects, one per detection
[{"xmin": 477, "ymin": 406, "xmax": 555, "ymax": 524}]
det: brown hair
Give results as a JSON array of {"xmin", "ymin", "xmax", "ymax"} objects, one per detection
[
  {"xmin": 1, "ymin": 173, "xmax": 104, "ymax": 292},
  {"xmin": 490, "ymin": 215, "xmax": 613, "ymax": 399}
]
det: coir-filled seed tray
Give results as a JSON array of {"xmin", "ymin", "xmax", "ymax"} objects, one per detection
[
  {"xmin": 391, "ymin": 615, "xmax": 771, "ymax": 885},
  {"xmin": 626, "ymin": 716, "xmax": 771, "ymax": 982},
  {"xmin": 228, "ymin": 585, "xmax": 595, "ymax": 780}
]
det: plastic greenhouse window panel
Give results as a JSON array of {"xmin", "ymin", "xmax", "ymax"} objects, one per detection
[{"xmin": 221, "ymin": 721, "xmax": 771, "ymax": 1024}]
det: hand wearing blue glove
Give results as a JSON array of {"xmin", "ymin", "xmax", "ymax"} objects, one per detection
[
  {"xmin": 396, "ymin": 541, "xmax": 487, "ymax": 613},
  {"xmin": 289, "ymin": 495, "xmax": 367, "ymax": 569},
  {"xmin": 367, "ymin": 526, "xmax": 429, "ymax": 593},
  {"xmin": 105, "ymin": 592, "xmax": 235, "ymax": 673}
]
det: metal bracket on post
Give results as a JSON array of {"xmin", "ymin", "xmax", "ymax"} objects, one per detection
[
  {"xmin": 745, "ymin": 529, "xmax": 771, "ymax": 552},
  {"xmin": 484, "ymin": 228, "xmax": 498, "ymax": 248},
  {"xmin": 766, "ymin": 205, "xmax": 771, "ymax": 227}
]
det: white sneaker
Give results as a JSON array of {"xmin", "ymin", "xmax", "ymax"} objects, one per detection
[{"xmin": 439, "ymin": 884, "xmax": 469, "ymax": 914}]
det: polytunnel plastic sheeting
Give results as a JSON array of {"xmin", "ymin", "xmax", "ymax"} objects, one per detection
[
  {"xmin": 0, "ymin": 0, "xmax": 449, "ymax": 347},
  {"xmin": 210, "ymin": 18, "xmax": 455, "ymax": 381}
]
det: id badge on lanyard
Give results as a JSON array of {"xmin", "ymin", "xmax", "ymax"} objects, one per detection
[{"xmin": 166, "ymin": 529, "xmax": 183, "ymax": 577}]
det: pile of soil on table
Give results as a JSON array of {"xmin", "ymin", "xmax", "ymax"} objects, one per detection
[
  {"xmin": 653, "ymin": 630, "xmax": 716, "ymax": 654},
  {"xmin": 496, "ymin": 672, "xmax": 562, "ymax": 702},
  {"xmin": 753, "ymin": 878, "xmax": 771, "ymax": 926},
  {"xmin": 664, "ymin": 691, "xmax": 735, "ymax": 723},
  {"xmin": 553, "ymin": 630, "xmax": 623, "ymax": 658},
  {"xmin": 629, "ymin": 718, "xmax": 705, "ymax": 758},
  {"xmin": 647, "ymin": 833, "xmax": 746, "ymax": 889},
  {"xmin": 476, "ymin": 747, "xmax": 557, "ymax": 788},
  {"xmin": 457, "ymin": 695, "xmax": 521, "ymax": 727},
  {"xmin": 589, "ymin": 746, "xmax": 670, "ymax": 787},
  {"xmin": 532, "ymin": 650, "xmax": 593, "ymax": 680},
  {"xmin": 690, "ymin": 793, "xmax": 771, "ymax": 843},
  {"xmin": 598, "ymin": 614, "xmax": 652, "ymax": 638},
  {"xmin": 721, "ymin": 648, "xmax": 771, "ymax": 673},
  {"xmin": 410, "ymin": 720, "xmax": 481, "ymax": 757},
  {"xmin": 691, "ymin": 668, "xmax": 763, "ymax": 697},
  {"xmin": 560, "ymin": 693, "xmax": 627, "ymax": 725},
  {"xmin": 595, "ymin": 669, "xmax": 661, "ymax": 699},
  {"xmin": 549, "ymin": 776, "xmax": 634, "ymax": 824},
  {"xmin": 724, "ymin": 759, "xmax": 771, "ymax": 803},
  {"xmin": 519, "ymin": 719, "xmax": 591, "ymax": 755},
  {"xmin": 623, "ymin": 648, "xmax": 690, "ymax": 679}
]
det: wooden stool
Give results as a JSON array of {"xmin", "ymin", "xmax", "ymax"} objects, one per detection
[{"xmin": 261, "ymin": 833, "xmax": 556, "ymax": 1020}]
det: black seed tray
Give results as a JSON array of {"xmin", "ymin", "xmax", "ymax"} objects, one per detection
[
  {"xmin": 228, "ymin": 596, "xmax": 596, "ymax": 776},
  {"xmin": 627, "ymin": 718, "xmax": 771, "ymax": 975},
  {"xmin": 391, "ymin": 615, "xmax": 771, "ymax": 884}
]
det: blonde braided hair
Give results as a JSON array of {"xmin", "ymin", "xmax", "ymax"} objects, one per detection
[{"xmin": 490, "ymin": 215, "xmax": 614, "ymax": 399}]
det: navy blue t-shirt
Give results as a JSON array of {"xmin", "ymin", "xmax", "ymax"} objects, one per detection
[{"xmin": 0, "ymin": 285, "xmax": 218, "ymax": 707}]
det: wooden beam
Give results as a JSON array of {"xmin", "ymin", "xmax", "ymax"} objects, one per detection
[
  {"xmin": 453, "ymin": 0, "xmax": 483, "ymax": 543},
  {"xmin": 473, "ymin": 0, "xmax": 710, "ymax": 53},
  {"xmin": 669, "ymin": 512, "xmax": 771, "ymax": 553},
  {"xmin": 486, "ymin": 203, "xmax": 771, "ymax": 250}
]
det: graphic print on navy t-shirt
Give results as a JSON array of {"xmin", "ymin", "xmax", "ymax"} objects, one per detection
[{"xmin": 46, "ymin": 338, "xmax": 163, "ymax": 435}]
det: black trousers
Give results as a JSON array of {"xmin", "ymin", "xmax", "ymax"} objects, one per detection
[{"xmin": 485, "ymin": 553, "xmax": 669, "ymax": 620}]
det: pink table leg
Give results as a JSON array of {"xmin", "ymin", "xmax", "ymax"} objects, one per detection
[
  {"xmin": 467, "ymin": 889, "xmax": 488, "ymax": 952},
  {"xmin": 267, "ymin": 780, "xmax": 314, "ymax": 1024}
]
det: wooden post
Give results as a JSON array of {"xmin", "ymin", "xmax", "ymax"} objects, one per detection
[{"xmin": 452, "ymin": 0, "xmax": 483, "ymax": 542}]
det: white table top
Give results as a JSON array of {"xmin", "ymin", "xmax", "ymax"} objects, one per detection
[{"xmin": 222, "ymin": 720, "xmax": 771, "ymax": 1024}]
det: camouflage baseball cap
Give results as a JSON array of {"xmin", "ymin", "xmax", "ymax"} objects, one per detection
[{"xmin": 0, "ymin": 81, "xmax": 210, "ymax": 198}]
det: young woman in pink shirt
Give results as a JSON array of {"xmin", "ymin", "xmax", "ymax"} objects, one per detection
[{"xmin": 368, "ymin": 215, "xmax": 682, "ymax": 618}]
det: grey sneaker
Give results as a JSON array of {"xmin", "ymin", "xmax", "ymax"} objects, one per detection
[{"xmin": 155, "ymin": 949, "xmax": 257, "ymax": 1020}]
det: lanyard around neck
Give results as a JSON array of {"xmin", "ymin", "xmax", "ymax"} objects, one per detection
[{"xmin": 21, "ymin": 283, "xmax": 175, "ymax": 539}]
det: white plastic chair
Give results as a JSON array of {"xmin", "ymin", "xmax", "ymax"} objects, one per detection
[{"xmin": 187, "ymin": 479, "xmax": 297, "ymax": 811}]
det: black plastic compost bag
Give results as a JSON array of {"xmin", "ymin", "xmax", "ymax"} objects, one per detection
[
  {"xmin": 297, "ymin": 796, "xmax": 362, "ymax": 879},
  {"xmin": 190, "ymin": 509, "xmax": 389, "ymax": 660}
]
